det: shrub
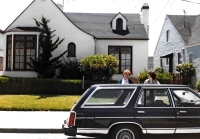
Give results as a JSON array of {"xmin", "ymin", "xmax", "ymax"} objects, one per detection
[
  {"xmin": 137, "ymin": 70, "xmax": 148, "ymax": 83},
  {"xmin": 196, "ymin": 78, "xmax": 200, "ymax": 91},
  {"xmin": 176, "ymin": 62, "xmax": 195, "ymax": 85},
  {"xmin": 154, "ymin": 67, "xmax": 164, "ymax": 73},
  {"xmin": 137, "ymin": 69, "xmax": 172, "ymax": 84},
  {"xmin": 79, "ymin": 54, "xmax": 118, "ymax": 81},
  {"xmin": 58, "ymin": 58, "xmax": 83, "ymax": 79}
]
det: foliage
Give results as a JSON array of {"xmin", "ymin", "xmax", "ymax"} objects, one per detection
[
  {"xmin": 156, "ymin": 72, "xmax": 172, "ymax": 84},
  {"xmin": 196, "ymin": 78, "xmax": 200, "ymax": 91},
  {"xmin": 0, "ymin": 76, "xmax": 9, "ymax": 83},
  {"xmin": 79, "ymin": 54, "xmax": 118, "ymax": 81},
  {"xmin": 0, "ymin": 77, "xmax": 118, "ymax": 95},
  {"xmin": 176, "ymin": 62, "xmax": 195, "ymax": 85},
  {"xmin": 58, "ymin": 58, "xmax": 83, "ymax": 79},
  {"xmin": 154, "ymin": 67, "xmax": 164, "ymax": 73},
  {"xmin": 137, "ymin": 70, "xmax": 148, "ymax": 83},
  {"xmin": 27, "ymin": 16, "xmax": 67, "ymax": 78},
  {"xmin": 137, "ymin": 69, "xmax": 172, "ymax": 84}
]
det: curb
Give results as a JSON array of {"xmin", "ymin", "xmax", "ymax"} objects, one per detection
[{"xmin": 0, "ymin": 128, "xmax": 63, "ymax": 133}]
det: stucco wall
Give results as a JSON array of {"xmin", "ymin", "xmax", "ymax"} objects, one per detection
[
  {"xmin": 96, "ymin": 39, "xmax": 148, "ymax": 80},
  {"xmin": 3, "ymin": 0, "xmax": 95, "ymax": 77},
  {"xmin": 154, "ymin": 16, "xmax": 186, "ymax": 73}
]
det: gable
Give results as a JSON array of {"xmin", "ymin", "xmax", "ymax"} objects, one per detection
[{"xmin": 167, "ymin": 15, "xmax": 197, "ymax": 46}]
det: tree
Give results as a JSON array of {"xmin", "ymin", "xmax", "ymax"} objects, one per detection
[{"xmin": 27, "ymin": 16, "xmax": 68, "ymax": 78}]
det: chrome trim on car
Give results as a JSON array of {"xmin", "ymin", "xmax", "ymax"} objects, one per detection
[
  {"xmin": 176, "ymin": 116, "xmax": 200, "ymax": 118},
  {"xmin": 146, "ymin": 128, "xmax": 175, "ymax": 134},
  {"xmin": 135, "ymin": 116, "xmax": 175, "ymax": 118},
  {"xmin": 77, "ymin": 128, "xmax": 108, "ymax": 134},
  {"xmin": 175, "ymin": 128, "xmax": 200, "ymax": 133},
  {"xmin": 108, "ymin": 122, "xmax": 145, "ymax": 133}
]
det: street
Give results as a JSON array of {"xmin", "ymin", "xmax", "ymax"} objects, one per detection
[{"xmin": 0, "ymin": 133, "xmax": 200, "ymax": 139}]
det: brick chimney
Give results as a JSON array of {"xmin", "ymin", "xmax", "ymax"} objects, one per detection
[{"xmin": 141, "ymin": 3, "xmax": 149, "ymax": 35}]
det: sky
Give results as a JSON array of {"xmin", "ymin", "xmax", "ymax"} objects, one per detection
[{"xmin": 1, "ymin": 0, "xmax": 200, "ymax": 56}]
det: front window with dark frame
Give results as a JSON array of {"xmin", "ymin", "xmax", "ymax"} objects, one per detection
[
  {"xmin": 68, "ymin": 43, "xmax": 76, "ymax": 57},
  {"xmin": 6, "ymin": 35, "xmax": 37, "ymax": 71},
  {"xmin": 108, "ymin": 46, "xmax": 132, "ymax": 73},
  {"xmin": 0, "ymin": 57, "xmax": 3, "ymax": 71},
  {"xmin": 6, "ymin": 35, "xmax": 12, "ymax": 70}
]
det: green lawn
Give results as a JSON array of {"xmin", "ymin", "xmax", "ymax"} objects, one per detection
[{"xmin": 0, "ymin": 95, "xmax": 81, "ymax": 111}]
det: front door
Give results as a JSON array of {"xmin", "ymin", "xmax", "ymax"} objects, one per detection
[{"xmin": 134, "ymin": 87, "xmax": 176, "ymax": 134}]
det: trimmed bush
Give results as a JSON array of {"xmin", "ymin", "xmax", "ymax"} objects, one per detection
[{"xmin": 79, "ymin": 54, "xmax": 118, "ymax": 81}]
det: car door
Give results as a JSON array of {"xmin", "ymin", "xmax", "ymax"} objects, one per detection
[
  {"xmin": 170, "ymin": 88, "xmax": 200, "ymax": 133},
  {"xmin": 134, "ymin": 87, "xmax": 176, "ymax": 134}
]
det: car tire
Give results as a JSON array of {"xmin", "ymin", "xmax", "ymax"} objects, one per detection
[{"xmin": 111, "ymin": 125, "xmax": 139, "ymax": 139}]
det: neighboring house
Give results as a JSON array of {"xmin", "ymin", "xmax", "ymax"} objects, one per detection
[
  {"xmin": 0, "ymin": 29, "xmax": 4, "ymax": 72},
  {"xmin": 1, "ymin": 0, "xmax": 149, "ymax": 80},
  {"xmin": 154, "ymin": 14, "xmax": 200, "ymax": 84}
]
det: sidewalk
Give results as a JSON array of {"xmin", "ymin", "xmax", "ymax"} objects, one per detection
[{"xmin": 0, "ymin": 111, "xmax": 69, "ymax": 133}]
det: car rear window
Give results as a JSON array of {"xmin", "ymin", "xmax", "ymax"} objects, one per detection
[{"xmin": 83, "ymin": 88, "xmax": 135, "ymax": 107}]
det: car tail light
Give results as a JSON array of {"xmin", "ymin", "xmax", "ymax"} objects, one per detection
[{"xmin": 68, "ymin": 111, "xmax": 76, "ymax": 127}]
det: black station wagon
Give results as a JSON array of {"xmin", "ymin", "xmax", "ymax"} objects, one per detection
[{"xmin": 62, "ymin": 84, "xmax": 200, "ymax": 139}]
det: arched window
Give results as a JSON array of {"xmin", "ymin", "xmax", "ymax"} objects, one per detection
[
  {"xmin": 116, "ymin": 18, "xmax": 123, "ymax": 30},
  {"xmin": 68, "ymin": 43, "xmax": 76, "ymax": 57}
]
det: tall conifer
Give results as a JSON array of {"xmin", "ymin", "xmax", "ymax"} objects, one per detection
[{"xmin": 27, "ymin": 16, "xmax": 67, "ymax": 78}]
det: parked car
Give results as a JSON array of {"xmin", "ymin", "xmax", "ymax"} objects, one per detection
[{"xmin": 62, "ymin": 84, "xmax": 200, "ymax": 139}]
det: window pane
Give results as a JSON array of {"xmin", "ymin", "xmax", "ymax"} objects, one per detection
[
  {"xmin": 172, "ymin": 89, "xmax": 200, "ymax": 107},
  {"xmin": 137, "ymin": 89, "xmax": 170, "ymax": 107},
  {"xmin": 15, "ymin": 56, "xmax": 19, "ymax": 62},
  {"xmin": 20, "ymin": 49, "xmax": 24, "ymax": 55},
  {"xmin": 20, "ymin": 63, "xmax": 24, "ymax": 69},
  {"xmin": 27, "ymin": 42, "xmax": 35, "ymax": 49},
  {"xmin": 15, "ymin": 49, "xmax": 19, "ymax": 55},
  {"xmin": 27, "ymin": 36, "xmax": 36, "ymax": 41},
  {"xmin": 15, "ymin": 42, "xmax": 24, "ymax": 48},
  {"xmin": 15, "ymin": 63, "xmax": 19, "ymax": 69},
  {"xmin": 85, "ymin": 89, "xmax": 134, "ymax": 106},
  {"xmin": 20, "ymin": 56, "xmax": 24, "ymax": 62},
  {"xmin": 15, "ymin": 36, "xmax": 25, "ymax": 40}
]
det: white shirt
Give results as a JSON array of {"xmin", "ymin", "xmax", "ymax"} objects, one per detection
[{"xmin": 122, "ymin": 79, "xmax": 129, "ymax": 84}]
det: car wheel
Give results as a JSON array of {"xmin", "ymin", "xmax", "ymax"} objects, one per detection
[{"xmin": 111, "ymin": 125, "xmax": 139, "ymax": 139}]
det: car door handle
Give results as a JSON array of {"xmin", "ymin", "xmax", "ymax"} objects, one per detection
[
  {"xmin": 137, "ymin": 111, "xmax": 145, "ymax": 114},
  {"xmin": 179, "ymin": 111, "xmax": 187, "ymax": 113}
]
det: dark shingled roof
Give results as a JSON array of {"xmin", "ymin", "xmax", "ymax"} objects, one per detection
[
  {"xmin": 0, "ymin": 29, "xmax": 4, "ymax": 33},
  {"xmin": 64, "ymin": 12, "xmax": 148, "ymax": 39},
  {"xmin": 6, "ymin": 27, "xmax": 40, "ymax": 32},
  {"xmin": 167, "ymin": 14, "xmax": 200, "ymax": 46}
]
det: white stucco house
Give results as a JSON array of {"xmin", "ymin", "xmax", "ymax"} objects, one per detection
[
  {"xmin": 0, "ymin": 29, "xmax": 4, "ymax": 73},
  {"xmin": 0, "ymin": 0, "xmax": 149, "ymax": 80},
  {"xmin": 154, "ymin": 14, "xmax": 200, "ymax": 84}
]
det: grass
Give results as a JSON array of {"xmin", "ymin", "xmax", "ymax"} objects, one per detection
[{"xmin": 0, "ymin": 95, "xmax": 81, "ymax": 111}]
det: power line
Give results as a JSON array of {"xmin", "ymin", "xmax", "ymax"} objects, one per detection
[
  {"xmin": 182, "ymin": 0, "xmax": 200, "ymax": 4},
  {"xmin": 153, "ymin": 0, "xmax": 172, "ymax": 23}
]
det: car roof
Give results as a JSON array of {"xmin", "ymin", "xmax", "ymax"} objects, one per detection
[{"xmin": 91, "ymin": 84, "xmax": 189, "ymax": 88}]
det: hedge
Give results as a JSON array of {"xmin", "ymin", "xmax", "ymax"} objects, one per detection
[{"xmin": 0, "ymin": 76, "xmax": 118, "ymax": 95}]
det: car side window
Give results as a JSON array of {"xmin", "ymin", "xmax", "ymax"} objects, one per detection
[
  {"xmin": 171, "ymin": 89, "xmax": 200, "ymax": 107},
  {"xmin": 137, "ymin": 88, "xmax": 171, "ymax": 107},
  {"xmin": 84, "ymin": 89, "xmax": 135, "ymax": 106}
]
